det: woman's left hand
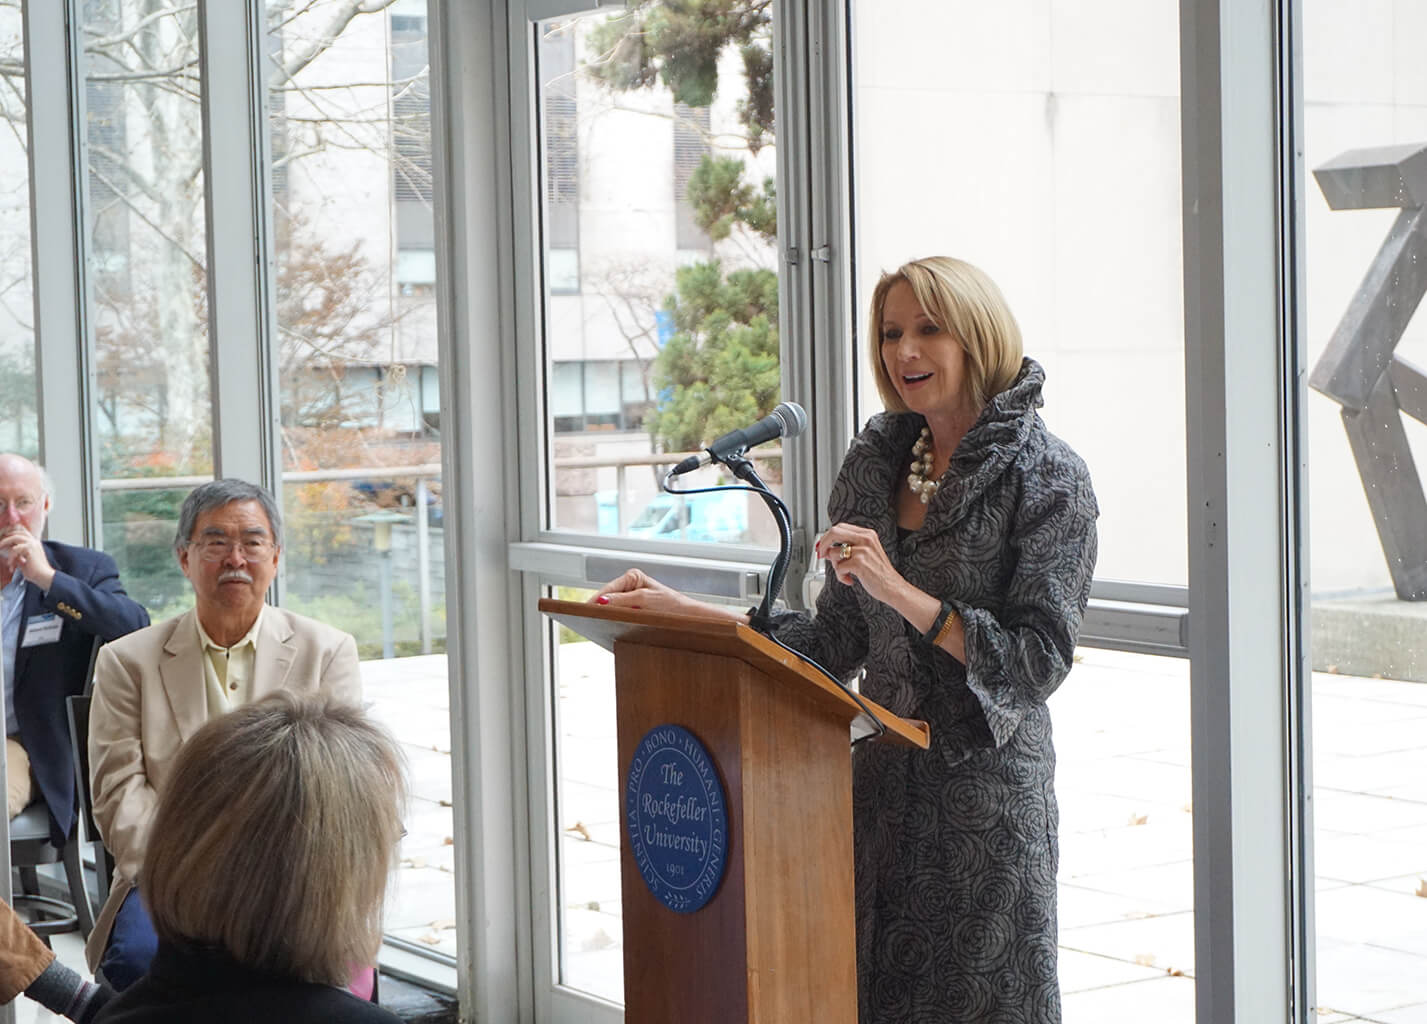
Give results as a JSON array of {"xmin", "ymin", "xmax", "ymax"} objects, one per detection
[
  {"xmin": 815, "ymin": 524, "xmax": 910, "ymax": 609},
  {"xmin": 815, "ymin": 523, "xmax": 956, "ymax": 657}
]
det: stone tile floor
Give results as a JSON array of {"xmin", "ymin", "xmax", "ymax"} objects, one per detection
[
  {"xmin": 31, "ymin": 646, "xmax": 1427, "ymax": 1022},
  {"xmin": 551, "ymin": 643, "xmax": 1427, "ymax": 1021},
  {"xmin": 364, "ymin": 656, "xmax": 459, "ymax": 960}
]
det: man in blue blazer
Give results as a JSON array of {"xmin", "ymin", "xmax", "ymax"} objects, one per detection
[{"xmin": 0, "ymin": 453, "xmax": 148, "ymax": 844}]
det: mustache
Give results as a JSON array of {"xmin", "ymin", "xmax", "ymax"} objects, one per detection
[{"xmin": 217, "ymin": 570, "xmax": 254, "ymax": 584}]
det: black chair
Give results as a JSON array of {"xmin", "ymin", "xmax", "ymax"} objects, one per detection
[
  {"xmin": 9, "ymin": 800, "xmax": 82, "ymax": 944},
  {"xmin": 66, "ymin": 691, "xmax": 113, "ymax": 936},
  {"xmin": 7, "ymin": 637, "xmax": 107, "ymax": 944}
]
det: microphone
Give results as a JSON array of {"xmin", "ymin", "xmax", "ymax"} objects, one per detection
[{"xmin": 670, "ymin": 401, "xmax": 808, "ymax": 476}]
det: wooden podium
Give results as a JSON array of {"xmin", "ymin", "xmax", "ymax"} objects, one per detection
[{"xmin": 540, "ymin": 599, "xmax": 928, "ymax": 1024}]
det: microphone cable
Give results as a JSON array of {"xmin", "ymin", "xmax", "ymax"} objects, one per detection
[{"xmin": 660, "ymin": 468, "xmax": 889, "ymax": 749}]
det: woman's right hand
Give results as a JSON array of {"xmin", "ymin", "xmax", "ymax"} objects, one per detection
[{"xmin": 589, "ymin": 569, "xmax": 746, "ymax": 623}]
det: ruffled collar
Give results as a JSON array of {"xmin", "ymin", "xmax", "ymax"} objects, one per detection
[{"xmin": 853, "ymin": 357, "xmax": 1045, "ymax": 528}]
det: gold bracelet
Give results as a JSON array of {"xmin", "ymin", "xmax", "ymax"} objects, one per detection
[{"xmin": 932, "ymin": 606, "xmax": 959, "ymax": 647}]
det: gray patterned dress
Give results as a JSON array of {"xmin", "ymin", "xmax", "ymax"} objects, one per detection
[{"xmin": 769, "ymin": 358, "xmax": 1098, "ymax": 1023}]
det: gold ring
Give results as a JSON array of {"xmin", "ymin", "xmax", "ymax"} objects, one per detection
[{"xmin": 838, "ymin": 542, "xmax": 853, "ymax": 561}]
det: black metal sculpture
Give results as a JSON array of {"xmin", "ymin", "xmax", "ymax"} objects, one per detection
[{"xmin": 1312, "ymin": 142, "xmax": 1427, "ymax": 599}]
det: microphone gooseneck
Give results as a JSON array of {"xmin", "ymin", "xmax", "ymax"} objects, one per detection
[
  {"xmin": 670, "ymin": 401, "xmax": 808, "ymax": 476},
  {"xmin": 656, "ymin": 401, "xmax": 887, "ymax": 747}
]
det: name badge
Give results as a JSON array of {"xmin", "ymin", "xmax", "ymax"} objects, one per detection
[{"xmin": 21, "ymin": 613, "xmax": 62, "ymax": 647}]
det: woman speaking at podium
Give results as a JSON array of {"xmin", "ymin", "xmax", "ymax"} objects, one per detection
[{"xmin": 594, "ymin": 255, "xmax": 1098, "ymax": 1023}]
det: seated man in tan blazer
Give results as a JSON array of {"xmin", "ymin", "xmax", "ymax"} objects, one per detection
[{"xmin": 86, "ymin": 478, "xmax": 361, "ymax": 989}]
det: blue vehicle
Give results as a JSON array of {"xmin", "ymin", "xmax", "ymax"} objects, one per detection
[{"xmin": 623, "ymin": 489, "xmax": 750, "ymax": 544}]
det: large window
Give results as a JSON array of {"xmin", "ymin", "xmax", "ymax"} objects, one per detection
[
  {"xmin": 849, "ymin": 2, "xmax": 1193, "ymax": 1017},
  {"xmin": 524, "ymin": 3, "xmax": 788, "ymax": 1017},
  {"xmin": 85, "ymin": 0, "xmax": 211, "ymax": 613},
  {"xmin": 22, "ymin": 0, "xmax": 456, "ymax": 978},
  {"xmin": 850, "ymin": 1, "xmax": 1186, "ymax": 588},
  {"xmin": 1302, "ymin": 4, "xmax": 1427, "ymax": 1017},
  {"xmin": 266, "ymin": 0, "xmax": 453, "ymax": 963},
  {"xmin": 535, "ymin": 7, "xmax": 784, "ymax": 550},
  {"xmin": 0, "ymin": 6, "xmax": 34, "ymax": 457}
]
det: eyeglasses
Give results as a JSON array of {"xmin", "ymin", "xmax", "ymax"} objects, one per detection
[
  {"xmin": 0, "ymin": 497, "xmax": 38, "ymax": 516},
  {"xmin": 190, "ymin": 537, "xmax": 274, "ymax": 562}
]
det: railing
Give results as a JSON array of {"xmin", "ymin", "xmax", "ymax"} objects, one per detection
[
  {"xmin": 95, "ymin": 450, "xmax": 782, "ymax": 654},
  {"xmin": 99, "ymin": 465, "xmax": 443, "ymax": 655},
  {"xmin": 550, "ymin": 448, "xmax": 783, "ymax": 535}
]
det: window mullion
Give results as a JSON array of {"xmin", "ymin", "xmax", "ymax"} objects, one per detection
[
  {"xmin": 26, "ymin": 0, "xmax": 98, "ymax": 544},
  {"xmin": 197, "ymin": 0, "xmax": 280, "ymax": 497},
  {"xmin": 1181, "ymin": 0, "xmax": 1310, "ymax": 1018}
]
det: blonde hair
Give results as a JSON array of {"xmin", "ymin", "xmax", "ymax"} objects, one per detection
[
  {"xmin": 141, "ymin": 693, "xmax": 407, "ymax": 986},
  {"xmin": 867, "ymin": 256, "xmax": 1024, "ymax": 413}
]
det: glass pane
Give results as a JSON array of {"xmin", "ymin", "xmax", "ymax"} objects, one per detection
[
  {"xmin": 550, "ymin": 586, "xmax": 623, "ymax": 1004},
  {"xmin": 549, "ymin": 598, "xmax": 1195, "ymax": 1013},
  {"xmin": 1053, "ymin": 650, "xmax": 1194, "ymax": 1017},
  {"xmin": 850, "ymin": 1, "xmax": 1186, "ymax": 588},
  {"xmin": 537, "ymin": 6, "xmax": 783, "ymax": 548},
  {"xmin": 0, "ymin": 7, "xmax": 34, "ymax": 457},
  {"xmin": 549, "ymin": 584, "xmax": 753, "ymax": 1003},
  {"xmin": 85, "ymin": 0, "xmax": 212, "ymax": 610},
  {"xmin": 1302, "ymin": 5, "xmax": 1427, "ymax": 1017},
  {"xmin": 265, "ymin": 0, "xmax": 453, "ymax": 960},
  {"xmin": 848, "ymin": 4, "xmax": 1193, "ymax": 1019}
]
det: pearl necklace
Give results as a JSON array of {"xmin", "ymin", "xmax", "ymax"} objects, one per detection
[{"xmin": 907, "ymin": 427, "xmax": 938, "ymax": 504}]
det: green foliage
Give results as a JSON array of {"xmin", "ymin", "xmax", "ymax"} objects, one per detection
[
  {"xmin": 287, "ymin": 582, "xmax": 447, "ymax": 660},
  {"xmin": 584, "ymin": 0, "xmax": 774, "ymax": 149},
  {"xmin": 737, "ymin": 40, "xmax": 774, "ymax": 154},
  {"xmin": 555, "ymin": 585, "xmax": 595, "ymax": 644},
  {"xmin": 646, "ymin": 261, "xmax": 779, "ymax": 453},
  {"xmin": 0, "ymin": 351, "xmax": 37, "ymax": 457},
  {"xmin": 101, "ymin": 488, "xmax": 191, "ymax": 614},
  {"xmin": 687, "ymin": 157, "xmax": 776, "ymax": 245},
  {"xmin": 580, "ymin": 1, "xmax": 783, "ymax": 459}
]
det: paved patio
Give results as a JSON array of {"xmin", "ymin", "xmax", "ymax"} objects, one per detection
[
  {"xmin": 552, "ymin": 644, "xmax": 1427, "ymax": 1022},
  {"xmin": 30, "ymin": 646, "xmax": 1427, "ymax": 1022}
]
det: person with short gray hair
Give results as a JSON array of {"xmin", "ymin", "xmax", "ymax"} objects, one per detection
[
  {"xmin": 171, "ymin": 478, "xmax": 284, "ymax": 556},
  {"xmin": 0, "ymin": 694, "xmax": 406, "ymax": 1024},
  {"xmin": 87, "ymin": 478, "xmax": 362, "ymax": 992},
  {"xmin": 0, "ymin": 453, "xmax": 147, "ymax": 833}
]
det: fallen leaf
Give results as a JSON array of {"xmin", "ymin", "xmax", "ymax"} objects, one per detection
[
  {"xmin": 418, "ymin": 933, "xmax": 442, "ymax": 946},
  {"xmin": 1128, "ymin": 812, "xmax": 1148, "ymax": 826},
  {"xmin": 1134, "ymin": 953, "xmax": 1157, "ymax": 968},
  {"xmin": 1326, "ymin": 664, "xmax": 1339, "ymax": 674},
  {"xmin": 1415, "ymin": 879, "xmax": 1427, "ymax": 898},
  {"xmin": 566, "ymin": 821, "xmax": 592, "ymax": 841},
  {"xmin": 583, "ymin": 928, "xmax": 617, "ymax": 951},
  {"xmin": 429, "ymin": 919, "xmax": 456, "ymax": 931},
  {"xmin": 443, "ymin": 836, "xmax": 454, "ymax": 846},
  {"xmin": 439, "ymin": 799, "xmax": 453, "ymax": 807}
]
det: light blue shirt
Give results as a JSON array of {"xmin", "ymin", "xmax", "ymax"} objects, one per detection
[{"xmin": 1, "ymin": 567, "xmax": 25, "ymax": 735}]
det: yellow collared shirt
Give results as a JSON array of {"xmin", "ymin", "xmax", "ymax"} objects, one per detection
[{"xmin": 194, "ymin": 605, "xmax": 265, "ymax": 718}]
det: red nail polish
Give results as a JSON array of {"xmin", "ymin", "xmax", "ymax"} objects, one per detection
[{"xmin": 597, "ymin": 595, "xmax": 609, "ymax": 605}]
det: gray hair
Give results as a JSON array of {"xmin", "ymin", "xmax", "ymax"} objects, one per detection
[
  {"xmin": 0, "ymin": 454, "xmax": 54, "ymax": 499},
  {"xmin": 174, "ymin": 479, "xmax": 283, "ymax": 555},
  {"xmin": 32, "ymin": 462, "xmax": 54, "ymax": 499},
  {"xmin": 142, "ymin": 693, "xmax": 407, "ymax": 986}
]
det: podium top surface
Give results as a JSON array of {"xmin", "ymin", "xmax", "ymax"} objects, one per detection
[{"xmin": 539, "ymin": 598, "xmax": 929, "ymax": 749}]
